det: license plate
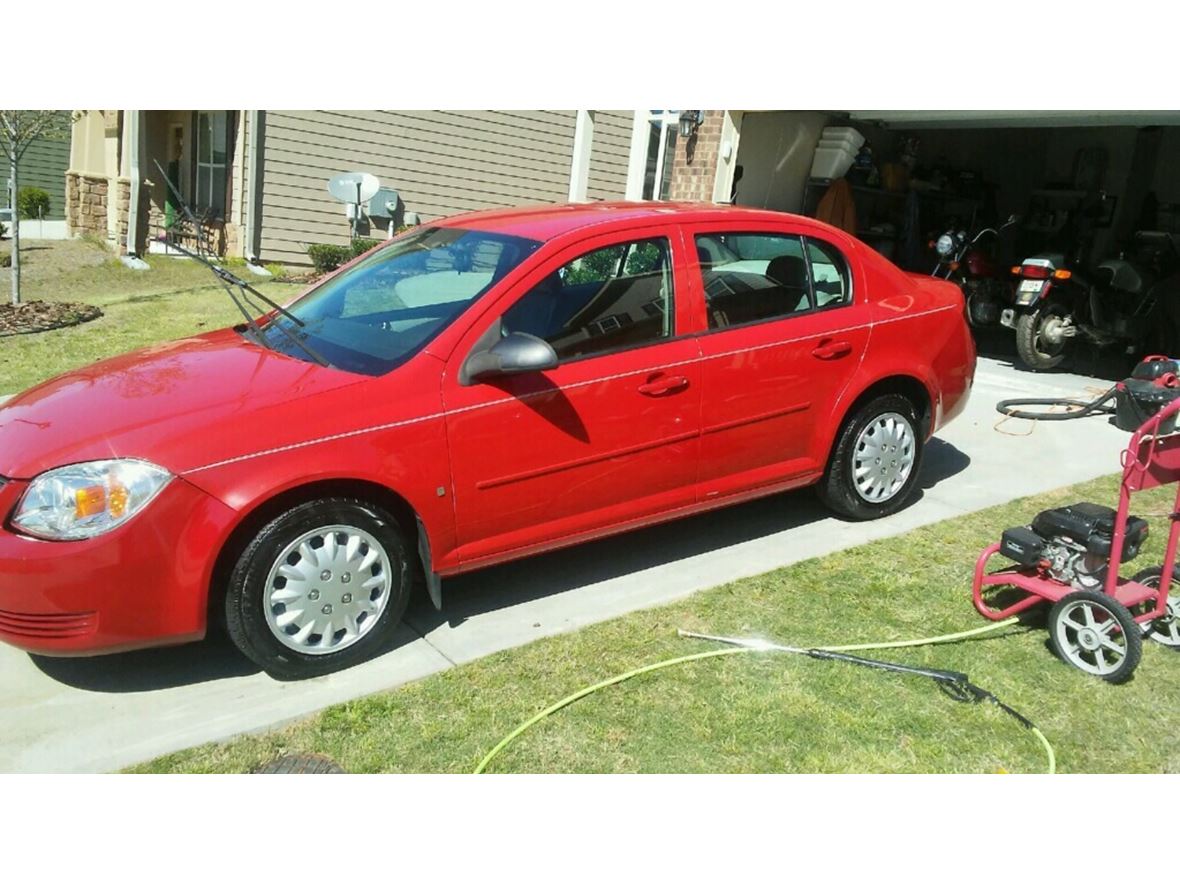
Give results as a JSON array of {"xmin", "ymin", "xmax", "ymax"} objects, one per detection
[{"xmin": 1018, "ymin": 279, "xmax": 1045, "ymax": 294}]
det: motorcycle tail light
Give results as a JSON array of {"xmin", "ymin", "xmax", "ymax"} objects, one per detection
[{"xmin": 1021, "ymin": 265, "xmax": 1051, "ymax": 279}]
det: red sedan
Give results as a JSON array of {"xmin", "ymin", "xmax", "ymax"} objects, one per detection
[{"xmin": 0, "ymin": 203, "xmax": 974, "ymax": 678}]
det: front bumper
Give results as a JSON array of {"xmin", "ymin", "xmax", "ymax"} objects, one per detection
[{"xmin": 0, "ymin": 475, "xmax": 239, "ymax": 656}]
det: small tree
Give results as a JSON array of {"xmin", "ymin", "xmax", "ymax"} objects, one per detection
[{"xmin": 1, "ymin": 110, "xmax": 71, "ymax": 306}]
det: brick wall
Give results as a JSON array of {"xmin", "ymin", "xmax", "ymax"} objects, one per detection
[{"xmin": 666, "ymin": 111, "xmax": 724, "ymax": 202}]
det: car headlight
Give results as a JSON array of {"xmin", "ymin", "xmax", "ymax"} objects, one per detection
[{"xmin": 11, "ymin": 459, "xmax": 172, "ymax": 540}]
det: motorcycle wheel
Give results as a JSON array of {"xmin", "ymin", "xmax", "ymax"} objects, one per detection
[{"xmin": 1015, "ymin": 303, "xmax": 1070, "ymax": 371}]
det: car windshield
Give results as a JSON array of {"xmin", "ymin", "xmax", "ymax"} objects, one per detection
[{"xmin": 260, "ymin": 226, "xmax": 540, "ymax": 375}]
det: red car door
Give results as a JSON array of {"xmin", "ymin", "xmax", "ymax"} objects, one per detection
[
  {"xmin": 441, "ymin": 226, "xmax": 702, "ymax": 568},
  {"xmin": 686, "ymin": 224, "xmax": 871, "ymax": 500}
]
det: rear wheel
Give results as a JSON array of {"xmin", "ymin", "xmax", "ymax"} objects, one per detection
[
  {"xmin": 1128, "ymin": 567, "xmax": 1180, "ymax": 648},
  {"xmin": 1015, "ymin": 304, "xmax": 1070, "ymax": 371},
  {"xmin": 1048, "ymin": 590, "xmax": 1141, "ymax": 683},
  {"xmin": 224, "ymin": 497, "xmax": 413, "ymax": 680},
  {"xmin": 817, "ymin": 394, "xmax": 923, "ymax": 521}
]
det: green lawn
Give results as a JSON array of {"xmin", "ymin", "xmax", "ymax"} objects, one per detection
[
  {"xmin": 0, "ymin": 243, "xmax": 301, "ymax": 393},
  {"xmin": 133, "ymin": 473, "xmax": 1180, "ymax": 774}
]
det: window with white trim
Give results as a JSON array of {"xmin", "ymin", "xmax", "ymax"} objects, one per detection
[
  {"xmin": 641, "ymin": 111, "xmax": 680, "ymax": 200},
  {"xmin": 195, "ymin": 111, "xmax": 229, "ymax": 217}
]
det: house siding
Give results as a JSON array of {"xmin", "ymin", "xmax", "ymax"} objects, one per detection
[
  {"xmin": 257, "ymin": 110, "xmax": 584, "ymax": 265},
  {"xmin": 15, "ymin": 113, "xmax": 73, "ymax": 219},
  {"xmin": 586, "ymin": 111, "xmax": 632, "ymax": 202}
]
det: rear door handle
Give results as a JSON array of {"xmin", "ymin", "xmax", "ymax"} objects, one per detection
[
  {"xmin": 638, "ymin": 375, "xmax": 690, "ymax": 396},
  {"xmin": 812, "ymin": 340, "xmax": 853, "ymax": 360}
]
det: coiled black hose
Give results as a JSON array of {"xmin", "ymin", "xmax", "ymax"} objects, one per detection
[{"xmin": 995, "ymin": 385, "xmax": 1118, "ymax": 421}]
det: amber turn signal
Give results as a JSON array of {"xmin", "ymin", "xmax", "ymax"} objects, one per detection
[{"xmin": 75, "ymin": 486, "xmax": 106, "ymax": 518}]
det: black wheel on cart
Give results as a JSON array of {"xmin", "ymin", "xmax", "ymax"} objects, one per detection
[
  {"xmin": 1128, "ymin": 567, "xmax": 1180, "ymax": 648},
  {"xmin": 1047, "ymin": 589, "xmax": 1142, "ymax": 683}
]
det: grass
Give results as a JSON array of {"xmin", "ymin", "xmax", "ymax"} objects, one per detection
[
  {"xmin": 0, "ymin": 245, "xmax": 302, "ymax": 393},
  {"xmin": 132, "ymin": 473, "xmax": 1180, "ymax": 774}
]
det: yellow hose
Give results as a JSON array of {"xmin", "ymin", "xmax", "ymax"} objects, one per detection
[{"xmin": 473, "ymin": 616, "xmax": 1056, "ymax": 774}]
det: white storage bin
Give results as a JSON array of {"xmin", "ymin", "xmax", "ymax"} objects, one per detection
[
  {"xmin": 821, "ymin": 126, "xmax": 865, "ymax": 151},
  {"xmin": 810, "ymin": 145, "xmax": 856, "ymax": 180},
  {"xmin": 817, "ymin": 134, "xmax": 863, "ymax": 154}
]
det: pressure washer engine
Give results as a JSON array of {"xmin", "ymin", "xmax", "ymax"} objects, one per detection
[{"xmin": 998, "ymin": 503, "xmax": 1149, "ymax": 591}]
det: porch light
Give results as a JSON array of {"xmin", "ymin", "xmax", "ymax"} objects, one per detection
[{"xmin": 678, "ymin": 110, "xmax": 704, "ymax": 139}]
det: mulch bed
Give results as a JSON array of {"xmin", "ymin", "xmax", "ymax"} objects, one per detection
[{"xmin": 0, "ymin": 299, "xmax": 103, "ymax": 337}]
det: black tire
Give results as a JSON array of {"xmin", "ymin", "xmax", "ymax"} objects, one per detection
[
  {"xmin": 1015, "ymin": 304, "xmax": 1069, "ymax": 371},
  {"xmin": 224, "ymin": 497, "xmax": 413, "ymax": 680},
  {"xmin": 817, "ymin": 393, "xmax": 924, "ymax": 521},
  {"xmin": 1128, "ymin": 566, "xmax": 1180, "ymax": 648},
  {"xmin": 1047, "ymin": 589, "xmax": 1142, "ymax": 684}
]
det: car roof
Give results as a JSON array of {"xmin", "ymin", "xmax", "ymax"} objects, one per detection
[{"xmin": 432, "ymin": 201, "xmax": 836, "ymax": 243}]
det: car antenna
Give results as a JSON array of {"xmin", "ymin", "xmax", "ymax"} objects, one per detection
[{"xmin": 150, "ymin": 160, "xmax": 330, "ymax": 368}]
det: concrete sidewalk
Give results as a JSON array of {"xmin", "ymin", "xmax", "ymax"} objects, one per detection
[{"xmin": 0, "ymin": 358, "xmax": 1131, "ymax": 772}]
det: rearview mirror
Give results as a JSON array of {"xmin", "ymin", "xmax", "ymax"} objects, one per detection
[{"xmin": 461, "ymin": 331, "xmax": 559, "ymax": 385}]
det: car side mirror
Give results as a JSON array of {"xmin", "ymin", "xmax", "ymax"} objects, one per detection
[{"xmin": 461, "ymin": 330, "xmax": 559, "ymax": 385}]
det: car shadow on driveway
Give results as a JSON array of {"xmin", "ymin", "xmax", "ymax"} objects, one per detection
[
  {"xmin": 29, "ymin": 632, "xmax": 262, "ymax": 692},
  {"xmin": 28, "ymin": 437, "xmax": 968, "ymax": 691},
  {"xmin": 411, "ymin": 437, "xmax": 971, "ymax": 630}
]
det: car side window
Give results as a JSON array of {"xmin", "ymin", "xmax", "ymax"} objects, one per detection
[
  {"xmin": 695, "ymin": 233, "xmax": 812, "ymax": 330},
  {"xmin": 806, "ymin": 237, "xmax": 852, "ymax": 308},
  {"xmin": 501, "ymin": 237, "xmax": 674, "ymax": 362}
]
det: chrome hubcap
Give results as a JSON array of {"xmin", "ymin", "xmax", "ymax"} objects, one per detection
[
  {"xmin": 852, "ymin": 412, "xmax": 916, "ymax": 503},
  {"xmin": 1055, "ymin": 600, "xmax": 1128, "ymax": 676},
  {"xmin": 264, "ymin": 524, "xmax": 392, "ymax": 656}
]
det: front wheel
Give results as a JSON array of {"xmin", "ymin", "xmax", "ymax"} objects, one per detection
[
  {"xmin": 1014, "ymin": 304, "xmax": 1070, "ymax": 371},
  {"xmin": 817, "ymin": 394, "xmax": 924, "ymax": 521},
  {"xmin": 224, "ymin": 497, "xmax": 414, "ymax": 679}
]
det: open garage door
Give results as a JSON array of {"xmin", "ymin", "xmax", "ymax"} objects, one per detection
[{"xmin": 731, "ymin": 110, "xmax": 1180, "ymax": 276}]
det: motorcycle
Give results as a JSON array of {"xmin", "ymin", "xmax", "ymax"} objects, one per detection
[
  {"xmin": 1002, "ymin": 231, "xmax": 1180, "ymax": 371},
  {"xmin": 931, "ymin": 215, "xmax": 1019, "ymax": 329}
]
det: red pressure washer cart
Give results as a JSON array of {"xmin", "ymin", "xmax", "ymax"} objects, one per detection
[{"xmin": 974, "ymin": 384, "xmax": 1180, "ymax": 683}]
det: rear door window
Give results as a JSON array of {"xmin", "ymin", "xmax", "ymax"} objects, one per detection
[{"xmin": 695, "ymin": 233, "xmax": 812, "ymax": 329}]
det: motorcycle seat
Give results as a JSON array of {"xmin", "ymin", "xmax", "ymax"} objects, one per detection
[{"xmin": 1097, "ymin": 259, "xmax": 1150, "ymax": 295}]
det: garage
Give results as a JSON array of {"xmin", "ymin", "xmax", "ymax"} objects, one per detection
[{"xmin": 723, "ymin": 109, "xmax": 1180, "ymax": 365}]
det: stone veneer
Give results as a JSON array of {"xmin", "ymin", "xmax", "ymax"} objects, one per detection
[{"xmin": 65, "ymin": 171, "xmax": 109, "ymax": 239}]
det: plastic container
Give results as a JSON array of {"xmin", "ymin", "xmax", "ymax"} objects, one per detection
[
  {"xmin": 810, "ymin": 146, "xmax": 857, "ymax": 180},
  {"xmin": 820, "ymin": 126, "xmax": 865, "ymax": 151},
  {"xmin": 817, "ymin": 131, "xmax": 864, "ymax": 154}
]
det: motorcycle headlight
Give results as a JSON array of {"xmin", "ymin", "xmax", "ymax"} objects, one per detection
[
  {"xmin": 11, "ymin": 459, "xmax": 172, "ymax": 541},
  {"xmin": 936, "ymin": 234, "xmax": 956, "ymax": 257}
]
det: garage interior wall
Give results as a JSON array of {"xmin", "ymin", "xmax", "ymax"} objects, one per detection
[{"xmin": 731, "ymin": 111, "xmax": 893, "ymax": 213}]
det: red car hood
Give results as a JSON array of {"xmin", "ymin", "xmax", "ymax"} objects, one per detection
[{"xmin": 0, "ymin": 329, "xmax": 366, "ymax": 479}]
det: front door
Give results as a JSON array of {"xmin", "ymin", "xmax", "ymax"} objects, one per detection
[{"xmin": 442, "ymin": 228, "xmax": 701, "ymax": 566}]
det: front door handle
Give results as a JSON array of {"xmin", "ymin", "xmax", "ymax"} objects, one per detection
[
  {"xmin": 638, "ymin": 375, "xmax": 690, "ymax": 396},
  {"xmin": 812, "ymin": 340, "xmax": 853, "ymax": 360}
]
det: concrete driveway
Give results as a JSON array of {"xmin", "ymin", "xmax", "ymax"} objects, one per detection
[{"xmin": 0, "ymin": 355, "xmax": 1133, "ymax": 772}]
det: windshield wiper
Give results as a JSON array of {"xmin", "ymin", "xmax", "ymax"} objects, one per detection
[{"xmin": 150, "ymin": 160, "xmax": 331, "ymax": 369}]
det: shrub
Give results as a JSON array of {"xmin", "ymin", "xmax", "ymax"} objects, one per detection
[
  {"xmin": 1, "ymin": 219, "xmax": 7, "ymax": 239},
  {"xmin": 306, "ymin": 243, "xmax": 352, "ymax": 274},
  {"xmin": 17, "ymin": 187, "xmax": 51, "ymax": 220},
  {"xmin": 265, "ymin": 262, "xmax": 286, "ymax": 278},
  {"xmin": 1, "ymin": 253, "xmax": 10, "ymax": 268},
  {"xmin": 350, "ymin": 237, "xmax": 380, "ymax": 258}
]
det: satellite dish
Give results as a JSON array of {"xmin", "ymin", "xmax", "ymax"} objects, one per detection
[{"xmin": 327, "ymin": 172, "xmax": 380, "ymax": 205}]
